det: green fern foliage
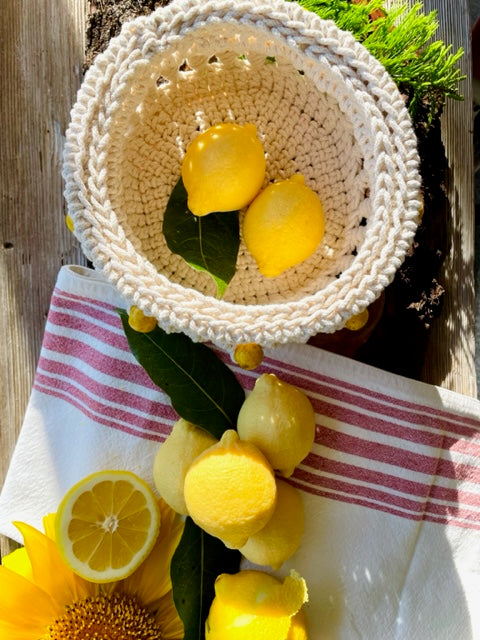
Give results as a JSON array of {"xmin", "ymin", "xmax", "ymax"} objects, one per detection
[{"xmin": 291, "ymin": 0, "xmax": 465, "ymax": 121}]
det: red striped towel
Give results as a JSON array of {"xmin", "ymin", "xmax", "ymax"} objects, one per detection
[{"xmin": 1, "ymin": 265, "xmax": 479, "ymax": 639}]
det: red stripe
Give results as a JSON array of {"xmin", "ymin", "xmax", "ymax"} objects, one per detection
[
  {"xmin": 312, "ymin": 397, "xmax": 480, "ymax": 458},
  {"xmin": 260, "ymin": 354, "xmax": 480, "ymax": 435},
  {"xmin": 293, "ymin": 466, "xmax": 480, "ymax": 523},
  {"xmin": 311, "ymin": 427, "xmax": 480, "ymax": 484},
  {"xmin": 287, "ymin": 478, "xmax": 480, "ymax": 530},
  {"xmin": 55, "ymin": 301, "xmax": 480, "ymax": 441},
  {"xmin": 175, "ymin": 357, "xmax": 480, "ymax": 480},
  {"xmin": 299, "ymin": 454, "xmax": 480, "ymax": 508},
  {"xmin": 221, "ymin": 355, "xmax": 480, "ymax": 461},
  {"xmin": 313, "ymin": 397, "xmax": 445, "ymax": 447},
  {"xmin": 41, "ymin": 331, "xmax": 158, "ymax": 391},
  {"xmin": 37, "ymin": 356, "xmax": 176, "ymax": 421},
  {"xmin": 214, "ymin": 347, "xmax": 480, "ymax": 442},
  {"xmin": 55, "ymin": 287, "xmax": 121, "ymax": 313},
  {"xmin": 47, "ymin": 310, "xmax": 130, "ymax": 352},
  {"xmin": 41, "ymin": 324, "xmax": 480, "ymax": 487},
  {"xmin": 34, "ymin": 375, "xmax": 173, "ymax": 439},
  {"xmin": 44, "ymin": 293, "xmax": 480, "ymax": 529}
]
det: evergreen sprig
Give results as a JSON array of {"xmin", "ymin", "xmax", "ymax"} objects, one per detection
[{"xmin": 292, "ymin": 0, "xmax": 465, "ymax": 121}]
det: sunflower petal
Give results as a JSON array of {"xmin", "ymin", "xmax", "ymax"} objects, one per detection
[
  {"xmin": 42, "ymin": 513, "xmax": 57, "ymax": 541},
  {"xmin": 152, "ymin": 591, "xmax": 185, "ymax": 640},
  {"xmin": 119, "ymin": 499, "xmax": 184, "ymax": 604},
  {"xmin": 13, "ymin": 521, "xmax": 92, "ymax": 609},
  {"xmin": 0, "ymin": 564, "xmax": 57, "ymax": 635},
  {"xmin": 1, "ymin": 547, "xmax": 33, "ymax": 581}
]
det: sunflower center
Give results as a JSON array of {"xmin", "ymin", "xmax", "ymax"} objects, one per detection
[{"xmin": 42, "ymin": 592, "xmax": 163, "ymax": 639}]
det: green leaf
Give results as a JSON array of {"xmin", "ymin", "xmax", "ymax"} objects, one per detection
[
  {"xmin": 118, "ymin": 310, "xmax": 245, "ymax": 438},
  {"xmin": 163, "ymin": 177, "xmax": 240, "ymax": 298},
  {"xmin": 171, "ymin": 517, "xmax": 241, "ymax": 640}
]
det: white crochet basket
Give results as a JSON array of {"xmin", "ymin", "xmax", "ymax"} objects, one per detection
[{"xmin": 63, "ymin": 0, "xmax": 422, "ymax": 350}]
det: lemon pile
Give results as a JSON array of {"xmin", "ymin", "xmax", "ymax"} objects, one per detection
[
  {"xmin": 153, "ymin": 373, "xmax": 315, "ymax": 570},
  {"xmin": 180, "ymin": 122, "xmax": 325, "ymax": 278}
]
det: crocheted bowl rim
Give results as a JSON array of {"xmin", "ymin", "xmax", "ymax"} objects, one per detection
[{"xmin": 63, "ymin": 0, "xmax": 421, "ymax": 350}]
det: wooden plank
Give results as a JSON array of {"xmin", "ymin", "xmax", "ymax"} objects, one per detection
[
  {"xmin": 419, "ymin": 0, "xmax": 476, "ymax": 396},
  {"xmin": 0, "ymin": 0, "xmax": 88, "ymax": 558}
]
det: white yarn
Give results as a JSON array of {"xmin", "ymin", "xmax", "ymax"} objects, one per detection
[{"xmin": 63, "ymin": 0, "xmax": 422, "ymax": 350}]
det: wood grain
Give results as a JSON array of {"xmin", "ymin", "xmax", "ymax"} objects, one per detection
[
  {"xmin": 420, "ymin": 0, "xmax": 476, "ymax": 396},
  {"xmin": 0, "ymin": 0, "xmax": 88, "ymax": 558},
  {"xmin": 0, "ymin": 0, "xmax": 475, "ymax": 560}
]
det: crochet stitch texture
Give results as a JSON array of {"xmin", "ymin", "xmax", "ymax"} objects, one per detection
[{"xmin": 63, "ymin": 0, "xmax": 422, "ymax": 350}]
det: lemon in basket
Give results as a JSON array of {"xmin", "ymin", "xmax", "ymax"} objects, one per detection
[
  {"xmin": 243, "ymin": 174, "xmax": 325, "ymax": 277},
  {"xmin": 55, "ymin": 470, "xmax": 160, "ymax": 582},
  {"xmin": 181, "ymin": 122, "xmax": 266, "ymax": 216}
]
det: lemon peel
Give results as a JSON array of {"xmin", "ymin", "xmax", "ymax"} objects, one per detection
[
  {"xmin": 153, "ymin": 418, "xmax": 218, "ymax": 515},
  {"xmin": 181, "ymin": 122, "xmax": 266, "ymax": 216},
  {"xmin": 239, "ymin": 478, "xmax": 304, "ymax": 570},
  {"xmin": 287, "ymin": 608, "xmax": 309, "ymax": 640},
  {"xmin": 237, "ymin": 373, "xmax": 316, "ymax": 477},
  {"xmin": 243, "ymin": 173, "xmax": 325, "ymax": 277},
  {"xmin": 183, "ymin": 429, "xmax": 277, "ymax": 548},
  {"xmin": 205, "ymin": 569, "xmax": 308, "ymax": 640}
]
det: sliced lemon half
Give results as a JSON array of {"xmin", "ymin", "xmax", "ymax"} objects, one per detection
[{"xmin": 55, "ymin": 470, "xmax": 160, "ymax": 583}]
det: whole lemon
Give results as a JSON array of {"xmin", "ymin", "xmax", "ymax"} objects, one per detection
[
  {"xmin": 237, "ymin": 373, "xmax": 316, "ymax": 477},
  {"xmin": 239, "ymin": 478, "xmax": 304, "ymax": 570},
  {"xmin": 153, "ymin": 418, "xmax": 218, "ymax": 515},
  {"xmin": 183, "ymin": 429, "xmax": 277, "ymax": 548},
  {"xmin": 205, "ymin": 569, "xmax": 309, "ymax": 640},
  {"xmin": 243, "ymin": 174, "xmax": 325, "ymax": 277},
  {"xmin": 181, "ymin": 122, "xmax": 266, "ymax": 217}
]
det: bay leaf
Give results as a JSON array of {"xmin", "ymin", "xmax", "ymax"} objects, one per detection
[
  {"xmin": 163, "ymin": 177, "xmax": 240, "ymax": 298},
  {"xmin": 171, "ymin": 517, "xmax": 241, "ymax": 640},
  {"xmin": 118, "ymin": 310, "xmax": 245, "ymax": 438}
]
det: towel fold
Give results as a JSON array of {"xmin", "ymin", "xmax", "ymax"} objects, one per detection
[{"xmin": 1, "ymin": 264, "xmax": 479, "ymax": 639}]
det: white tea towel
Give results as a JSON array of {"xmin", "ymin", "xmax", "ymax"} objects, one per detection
[{"xmin": 1, "ymin": 265, "xmax": 479, "ymax": 640}]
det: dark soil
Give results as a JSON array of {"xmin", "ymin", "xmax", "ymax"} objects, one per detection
[
  {"xmin": 84, "ymin": 1, "xmax": 448, "ymax": 382},
  {"xmin": 85, "ymin": 0, "xmax": 170, "ymax": 70}
]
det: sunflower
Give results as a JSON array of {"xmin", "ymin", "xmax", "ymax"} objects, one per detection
[{"xmin": 0, "ymin": 499, "xmax": 184, "ymax": 639}]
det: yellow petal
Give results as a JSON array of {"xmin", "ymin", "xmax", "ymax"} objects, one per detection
[
  {"xmin": 42, "ymin": 513, "xmax": 57, "ymax": 541},
  {"xmin": 1, "ymin": 547, "xmax": 33, "ymax": 581},
  {"xmin": 14, "ymin": 521, "xmax": 92, "ymax": 610},
  {"xmin": 151, "ymin": 591, "xmax": 184, "ymax": 640},
  {"xmin": 119, "ymin": 499, "xmax": 184, "ymax": 605},
  {"xmin": 0, "ymin": 564, "xmax": 57, "ymax": 636}
]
